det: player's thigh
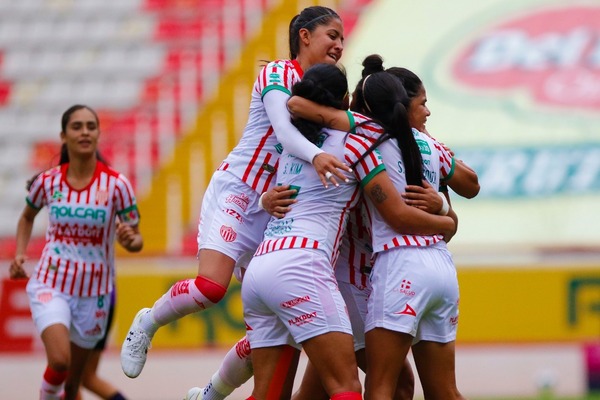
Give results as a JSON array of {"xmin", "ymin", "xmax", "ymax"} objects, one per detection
[
  {"xmin": 364, "ymin": 328, "xmax": 412, "ymax": 398},
  {"xmin": 302, "ymin": 331, "xmax": 360, "ymax": 394},
  {"xmin": 41, "ymin": 323, "xmax": 71, "ymax": 367}
]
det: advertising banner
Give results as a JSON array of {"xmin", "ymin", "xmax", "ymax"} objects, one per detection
[{"xmin": 343, "ymin": 0, "xmax": 600, "ymax": 252}]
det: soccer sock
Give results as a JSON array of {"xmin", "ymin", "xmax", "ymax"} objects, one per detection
[
  {"xmin": 40, "ymin": 366, "xmax": 67, "ymax": 400},
  {"xmin": 331, "ymin": 392, "xmax": 362, "ymax": 400},
  {"xmin": 198, "ymin": 336, "xmax": 253, "ymax": 400},
  {"xmin": 218, "ymin": 336, "xmax": 253, "ymax": 390},
  {"xmin": 150, "ymin": 276, "xmax": 227, "ymax": 328}
]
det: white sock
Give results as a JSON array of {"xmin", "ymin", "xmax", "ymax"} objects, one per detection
[
  {"xmin": 218, "ymin": 336, "xmax": 253, "ymax": 390},
  {"xmin": 149, "ymin": 279, "xmax": 217, "ymax": 329},
  {"xmin": 39, "ymin": 384, "xmax": 62, "ymax": 400}
]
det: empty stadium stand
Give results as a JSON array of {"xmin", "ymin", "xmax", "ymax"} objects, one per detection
[{"xmin": 0, "ymin": 0, "xmax": 372, "ymax": 256}]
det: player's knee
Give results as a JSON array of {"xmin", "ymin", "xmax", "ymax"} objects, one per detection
[{"xmin": 194, "ymin": 275, "xmax": 227, "ymax": 304}]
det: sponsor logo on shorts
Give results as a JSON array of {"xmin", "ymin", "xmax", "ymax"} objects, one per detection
[
  {"xmin": 281, "ymin": 295, "xmax": 310, "ymax": 309},
  {"xmin": 395, "ymin": 304, "xmax": 417, "ymax": 317},
  {"xmin": 95, "ymin": 310, "xmax": 107, "ymax": 319},
  {"xmin": 288, "ymin": 311, "xmax": 317, "ymax": 326},
  {"xmin": 394, "ymin": 279, "xmax": 416, "ymax": 296},
  {"xmin": 450, "ymin": 316, "xmax": 459, "ymax": 326},
  {"xmin": 220, "ymin": 225, "xmax": 237, "ymax": 242},
  {"xmin": 85, "ymin": 323, "xmax": 102, "ymax": 337},
  {"xmin": 37, "ymin": 291, "xmax": 53, "ymax": 304},
  {"xmin": 223, "ymin": 208, "xmax": 244, "ymax": 223},
  {"xmin": 225, "ymin": 193, "xmax": 250, "ymax": 211}
]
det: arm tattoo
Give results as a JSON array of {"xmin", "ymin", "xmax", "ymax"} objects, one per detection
[{"xmin": 370, "ymin": 184, "xmax": 387, "ymax": 203}]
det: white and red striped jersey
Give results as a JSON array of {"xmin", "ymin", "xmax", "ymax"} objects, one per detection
[
  {"xmin": 335, "ymin": 200, "xmax": 372, "ymax": 288},
  {"xmin": 349, "ymin": 113, "xmax": 455, "ymax": 252},
  {"xmin": 220, "ymin": 59, "xmax": 303, "ymax": 194},
  {"xmin": 26, "ymin": 161, "xmax": 140, "ymax": 297},
  {"xmin": 254, "ymin": 128, "xmax": 385, "ymax": 264}
]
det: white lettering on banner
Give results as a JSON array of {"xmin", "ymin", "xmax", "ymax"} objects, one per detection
[
  {"xmin": 449, "ymin": 6, "xmax": 600, "ymax": 111},
  {"xmin": 469, "ymin": 28, "xmax": 593, "ymax": 72},
  {"xmin": 546, "ymin": 70, "xmax": 600, "ymax": 103},
  {"xmin": 458, "ymin": 146, "xmax": 600, "ymax": 197}
]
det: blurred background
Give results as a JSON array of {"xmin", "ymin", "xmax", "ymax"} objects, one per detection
[{"xmin": 0, "ymin": 0, "xmax": 598, "ymax": 398}]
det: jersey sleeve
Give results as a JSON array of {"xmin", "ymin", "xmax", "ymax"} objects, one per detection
[
  {"xmin": 344, "ymin": 134, "xmax": 386, "ymax": 188},
  {"xmin": 114, "ymin": 174, "xmax": 141, "ymax": 226},
  {"xmin": 349, "ymin": 112, "xmax": 385, "ymax": 141},
  {"xmin": 433, "ymin": 140, "xmax": 455, "ymax": 181},
  {"xmin": 258, "ymin": 60, "xmax": 297, "ymax": 98},
  {"xmin": 25, "ymin": 173, "xmax": 47, "ymax": 210}
]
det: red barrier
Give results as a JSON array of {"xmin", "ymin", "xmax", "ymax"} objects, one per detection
[{"xmin": 0, "ymin": 278, "xmax": 34, "ymax": 352}]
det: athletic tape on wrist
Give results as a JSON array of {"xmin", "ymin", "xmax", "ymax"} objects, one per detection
[{"xmin": 437, "ymin": 192, "xmax": 450, "ymax": 216}]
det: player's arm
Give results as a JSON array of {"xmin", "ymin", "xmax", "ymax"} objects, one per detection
[
  {"xmin": 287, "ymin": 96, "xmax": 351, "ymax": 131},
  {"xmin": 363, "ymin": 171, "xmax": 455, "ymax": 240},
  {"xmin": 445, "ymin": 159, "xmax": 480, "ymax": 199},
  {"xmin": 263, "ymin": 90, "xmax": 350, "ymax": 187},
  {"xmin": 10, "ymin": 204, "xmax": 40, "ymax": 279},
  {"xmin": 429, "ymin": 138, "xmax": 480, "ymax": 199}
]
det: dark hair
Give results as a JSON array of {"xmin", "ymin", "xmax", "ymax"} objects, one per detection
[
  {"xmin": 351, "ymin": 55, "xmax": 424, "ymax": 186},
  {"xmin": 289, "ymin": 6, "xmax": 341, "ymax": 60},
  {"xmin": 290, "ymin": 63, "xmax": 348, "ymax": 144},
  {"xmin": 386, "ymin": 67, "xmax": 424, "ymax": 101},
  {"xmin": 26, "ymin": 104, "xmax": 107, "ymax": 190}
]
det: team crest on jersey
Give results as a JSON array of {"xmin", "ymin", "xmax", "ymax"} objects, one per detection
[
  {"xmin": 95, "ymin": 190, "xmax": 109, "ymax": 205},
  {"xmin": 220, "ymin": 225, "xmax": 237, "ymax": 242},
  {"xmin": 52, "ymin": 191, "xmax": 64, "ymax": 200}
]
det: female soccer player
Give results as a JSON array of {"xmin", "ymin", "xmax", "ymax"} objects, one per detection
[
  {"xmin": 287, "ymin": 57, "xmax": 472, "ymax": 400},
  {"xmin": 120, "ymin": 5, "xmax": 353, "ymax": 379},
  {"xmin": 9, "ymin": 105, "xmax": 142, "ymax": 400},
  {"xmin": 241, "ymin": 62, "xmax": 455, "ymax": 400}
]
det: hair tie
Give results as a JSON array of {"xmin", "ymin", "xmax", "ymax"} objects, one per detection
[{"xmin": 362, "ymin": 74, "xmax": 372, "ymax": 113}]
